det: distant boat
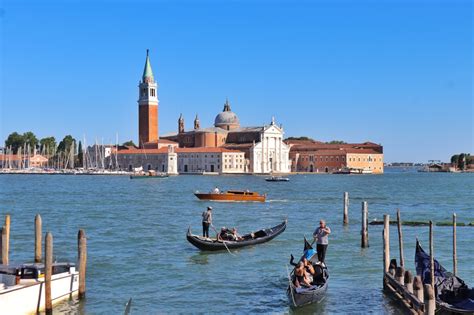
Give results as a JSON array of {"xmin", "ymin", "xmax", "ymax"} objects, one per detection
[
  {"xmin": 333, "ymin": 167, "xmax": 351, "ymax": 174},
  {"xmin": 186, "ymin": 220, "xmax": 286, "ymax": 251},
  {"xmin": 265, "ymin": 176, "xmax": 290, "ymax": 182},
  {"xmin": 349, "ymin": 168, "xmax": 373, "ymax": 174},
  {"xmin": 130, "ymin": 170, "xmax": 169, "ymax": 179},
  {"xmin": 194, "ymin": 190, "xmax": 266, "ymax": 202}
]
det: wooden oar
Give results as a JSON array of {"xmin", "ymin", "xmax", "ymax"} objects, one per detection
[{"xmin": 211, "ymin": 225, "xmax": 236, "ymax": 256}]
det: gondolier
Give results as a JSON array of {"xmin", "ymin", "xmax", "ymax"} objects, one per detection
[
  {"xmin": 313, "ymin": 220, "xmax": 331, "ymax": 264},
  {"xmin": 202, "ymin": 206, "xmax": 212, "ymax": 238}
]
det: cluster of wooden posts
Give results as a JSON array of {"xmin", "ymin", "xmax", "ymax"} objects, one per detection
[
  {"xmin": 342, "ymin": 192, "xmax": 461, "ymax": 314},
  {"xmin": 0, "ymin": 214, "xmax": 87, "ymax": 314}
]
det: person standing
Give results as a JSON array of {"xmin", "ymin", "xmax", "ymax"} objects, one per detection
[
  {"xmin": 313, "ymin": 220, "xmax": 331, "ymax": 264},
  {"xmin": 202, "ymin": 206, "xmax": 213, "ymax": 237}
]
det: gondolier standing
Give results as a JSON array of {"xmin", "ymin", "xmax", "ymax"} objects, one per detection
[
  {"xmin": 202, "ymin": 206, "xmax": 213, "ymax": 238},
  {"xmin": 313, "ymin": 220, "xmax": 331, "ymax": 264}
]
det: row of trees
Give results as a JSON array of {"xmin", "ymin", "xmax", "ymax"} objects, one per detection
[
  {"xmin": 4, "ymin": 131, "xmax": 82, "ymax": 168},
  {"xmin": 450, "ymin": 153, "xmax": 472, "ymax": 170}
]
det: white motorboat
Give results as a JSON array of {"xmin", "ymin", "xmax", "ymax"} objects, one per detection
[{"xmin": 0, "ymin": 262, "xmax": 79, "ymax": 314}]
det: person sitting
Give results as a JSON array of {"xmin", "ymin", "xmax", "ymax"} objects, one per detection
[
  {"xmin": 217, "ymin": 227, "xmax": 229, "ymax": 241},
  {"xmin": 212, "ymin": 186, "xmax": 220, "ymax": 194},
  {"xmin": 294, "ymin": 262, "xmax": 312, "ymax": 288},
  {"xmin": 230, "ymin": 228, "xmax": 243, "ymax": 241}
]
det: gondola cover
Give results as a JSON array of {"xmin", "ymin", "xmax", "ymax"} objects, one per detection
[{"xmin": 415, "ymin": 240, "xmax": 474, "ymax": 313}]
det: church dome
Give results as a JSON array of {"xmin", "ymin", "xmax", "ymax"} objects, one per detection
[{"xmin": 214, "ymin": 99, "xmax": 240, "ymax": 130}]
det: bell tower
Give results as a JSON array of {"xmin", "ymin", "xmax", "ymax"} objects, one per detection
[{"xmin": 138, "ymin": 49, "xmax": 159, "ymax": 146}]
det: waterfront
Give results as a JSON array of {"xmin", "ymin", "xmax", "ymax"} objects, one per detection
[{"xmin": 0, "ymin": 172, "xmax": 473, "ymax": 314}]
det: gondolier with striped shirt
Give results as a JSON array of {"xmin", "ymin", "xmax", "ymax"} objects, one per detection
[
  {"xmin": 202, "ymin": 206, "xmax": 213, "ymax": 238},
  {"xmin": 313, "ymin": 220, "xmax": 331, "ymax": 264}
]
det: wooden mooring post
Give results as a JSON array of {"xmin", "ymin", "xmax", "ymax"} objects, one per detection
[
  {"xmin": 404, "ymin": 270, "xmax": 414, "ymax": 294},
  {"xmin": 343, "ymin": 192, "xmax": 349, "ymax": 225},
  {"xmin": 383, "ymin": 214, "xmax": 390, "ymax": 274},
  {"xmin": 78, "ymin": 229, "xmax": 87, "ymax": 299},
  {"xmin": 429, "ymin": 221, "xmax": 434, "ymax": 289},
  {"xmin": 424, "ymin": 284, "xmax": 435, "ymax": 315},
  {"xmin": 453, "ymin": 213, "xmax": 457, "ymax": 276},
  {"xmin": 5, "ymin": 214, "xmax": 10, "ymax": 264},
  {"xmin": 413, "ymin": 276, "xmax": 424, "ymax": 303},
  {"xmin": 45, "ymin": 232, "xmax": 53, "ymax": 315},
  {"xmin": 1, "ymin": 225, "xmax": 7, "ymax": 265},
  {"xmin": 397, "ymin": 209, "xmax": 404, "ymax": 267},
  {"xmin": 361, "ymin": 201, "xmax": 369, "ymax": 248},
  {"xmin": 35, "ymin": 214, "xmax": 42, "ymax": 263}
]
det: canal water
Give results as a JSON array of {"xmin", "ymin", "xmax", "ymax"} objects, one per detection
[{"xmin": 0, "ymin": 171, "xmax": 473, "ymax": 314}]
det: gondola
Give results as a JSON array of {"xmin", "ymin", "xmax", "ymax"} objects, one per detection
[
  {"xmin": 186, "ymin": 220, "xmax": 286, "ymax": 251},
  {"xmin": 415, "ymin": 240, "xmax": 474, "ymax": 314},
  {"xmin": 287, "ymin": 239, "xmax": 329, "ymax": 308}
]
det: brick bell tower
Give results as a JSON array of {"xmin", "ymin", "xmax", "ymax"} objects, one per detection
[{"xmin": 138, "ymin": 49, "xmax": 159, "ymax": 147}]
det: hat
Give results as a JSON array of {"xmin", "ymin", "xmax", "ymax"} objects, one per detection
[{"xmin": 207, "ymin": 206, "xmax": 212, "ymax": 210}]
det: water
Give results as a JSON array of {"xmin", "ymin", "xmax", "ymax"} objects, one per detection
[{"xmin": 0, "ymin": 172, "xmax": 473, "ymax": 314}]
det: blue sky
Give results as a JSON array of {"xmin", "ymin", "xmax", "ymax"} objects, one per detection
[{"xmin": 1, "ymin": 0, "xmax": 472, "ymax": 162}]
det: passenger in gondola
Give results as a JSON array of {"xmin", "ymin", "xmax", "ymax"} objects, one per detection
[
  {"xmin": 294, "ymin": 262, "xmax": 312, "ymax": 288},
  {"xmin": 230, "ymin": 228, "xmax": 243, "ymax": 241},
  {"xmin": 217, "ymin": 227, "xmax": 230, "ymax": 241}
]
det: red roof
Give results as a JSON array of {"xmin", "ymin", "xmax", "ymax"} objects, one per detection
[{"xmin": 176, "ymin": 147, "xmax": 242, "ymax": 153}]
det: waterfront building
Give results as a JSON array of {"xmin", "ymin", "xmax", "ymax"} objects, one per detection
[
  {"xmin": 115, "ymin": 145, "xmax": 178, "ymax": 174},
  {"xmin": 287, "ymin": 140, "xmax": 384, "ymax": 173},
  {"xmin": 176, "ymin": 147, "xmax": 246, "ymax": 174}
]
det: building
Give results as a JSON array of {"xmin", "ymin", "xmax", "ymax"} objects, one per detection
[
  {"xmin": 176, "ymin": 147, "xmax": 246, "ymax": 174},
  {"xmin": 161, "ymin": 101, "xmax": 291, "ymax": 173},
  {"xmin": 115, "ymin": 145, "xmax": 178, "ymax": 174},
  {"xmin": 287, "ymin": 140, "xmax": 384, "ymax": 173}
]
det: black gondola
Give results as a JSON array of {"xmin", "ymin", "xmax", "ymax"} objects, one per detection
[
  {"xmin": 415, "ymin": 240, "xmax": 474, "ymax": 314},
  {"xmin": 186, "ymin": 220, "xmax": 286, "ymax": 251},
  {"xmin": 287, "ymin": 239, "xmax": 329, "ymax": 308}
]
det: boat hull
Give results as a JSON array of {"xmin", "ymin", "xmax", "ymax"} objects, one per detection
[
  {"xmin": 194, "ymin": 192, "xmax": 265, "ymax": 202},
  {"xmin": 186, "ymin": 220, "xmax": 286, "ymax": 251},
  {"xmin": 0, "ymin": 270, "xmax": 79, "ymax": 314},
  {"xmin": 287, "ymin": 280, "xmax": 328, "ymax": 308},
  {"xmin": 130, "ymin": 175, "xmax": 169, "ymax": 179}
]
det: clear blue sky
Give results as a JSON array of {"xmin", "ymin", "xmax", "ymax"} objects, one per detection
[{"xmin": 1, "ymin": 0, "xmax": 472, "ymax": 162}]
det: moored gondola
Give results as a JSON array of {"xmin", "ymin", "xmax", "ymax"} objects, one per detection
[
  {"xmin": 415, "ymin": 240, "xmax": 474, "ymax": 314},
  {"xmin": 287, "ymin": 239, "xmax": 329, "ymax": 308},
  {"xmin": 186, "ymin": 220, "xmax": 286, "ymax": 251}
]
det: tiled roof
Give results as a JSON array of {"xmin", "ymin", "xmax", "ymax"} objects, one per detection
[{"xmin": 176, "ymin": 147, "xmax": 242, "ymax": 153}]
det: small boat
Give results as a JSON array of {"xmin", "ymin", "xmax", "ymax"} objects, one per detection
[
  {"xmin": 287, "ymin": 239, "xmax": 329, "ymax": 308},
  {"xmin": 130, "ymin": 170, "xmax": 169, "ymax": 179},
  {"xmin": 194, "ymin": 190, "xmax": 266, "ymax": 202},
  {"xmin": 333, "ymin": 167, "xmax": 351, "ymax": 174},
  {"xmin": 0, "ymin": 262, "xmax": 79, "ymax": 314},
  {"xmin": 265, "ymin": 176, "xmax": 290, "ymax": 182},
  {"xmin": 415, "ymin": 240, "xmax": 474, "ymax": 313},
  {"xmin": 186, "ymin": 220, "xmax": 286, "ymax": 251}
]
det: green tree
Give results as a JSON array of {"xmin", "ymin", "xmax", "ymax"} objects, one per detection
[
  {"xmin": 122, "ymin": 140, "xmax": 136, "ymax": 147},
  {"xmin": 458, "ymin": 153, "xmax": 466, "ymax": 170},
  {"xmin": 450, "ymin": 154, "xmax": 459, "ymax": 165},
  {"xmin": 22, "ymin": 132, "xmax": 38, "ymax": 153},
  {"xmin": 326, "ymin": 140, "xmax": 347, "ymax": 144},
  {"xmin": 5, "ymin": 132, "xmax": 24, "ymax": 153},
  {"xmin": 40, "ymin": 137, "xmax": 57, "ymax": 153},
  {"xmin": 77, "ymin": 141, "xmax": 83, "ymax": 167},
  {"xmin": 57, "ymin": 135, "xmax": 76, "ymax": 153},
  {"xmin": 285, "ymin": 136, "xmax": 314, "ymax": 141}
]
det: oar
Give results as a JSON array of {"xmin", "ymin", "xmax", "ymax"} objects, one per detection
[
  {"xmin": 124, "ymin": 298, "xmax": 132, "ymax": 315},
  {"xmin": 211, "ymin": 225, "xmax": 236, "ymax": 256}
]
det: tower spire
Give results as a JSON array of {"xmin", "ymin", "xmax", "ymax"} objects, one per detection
[{"xmin": 142, "ymin": 49, "xmax": 154, "ymax": 83}]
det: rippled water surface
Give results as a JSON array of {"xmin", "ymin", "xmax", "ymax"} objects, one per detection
[{"xmin": 0, "ymin": 171, "xmax": 473, "ymax": 314}]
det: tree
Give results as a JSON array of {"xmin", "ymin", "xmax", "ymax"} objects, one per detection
[
  {"xmin": 57, "ymin": 135, "xmax": 76, "ymax": 153},
  {"xmin": 285, "ymin": 136, "xmax": 314, "ymax": 141},
  {"xmin": 458, "ymin": 153, "xmax": 466, "ymax": 170},
  {"xmin": 22, "ymin": 132, "xmax": 38, "ymax": 153},
  {"xmin": 40, "ymin": 137, "xmax": 57, "ymax": 153},
  {"xmin": 450, "ymin": 154, "xmax": 459, "ymax": 165},
  {"xmin": 326, "ymin": 140, "xmax": 347, "ymax": 144},
  {"xmin": 5, "ymin": 132, "xmax": 24, "ymax": 153},
  {"xmin": 77, "ymin": 141, "xmax": 83, "ymax": 167},
  {"xmin": 122, "ymin": 140, "xmax": 136, "ymax": 147}
]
